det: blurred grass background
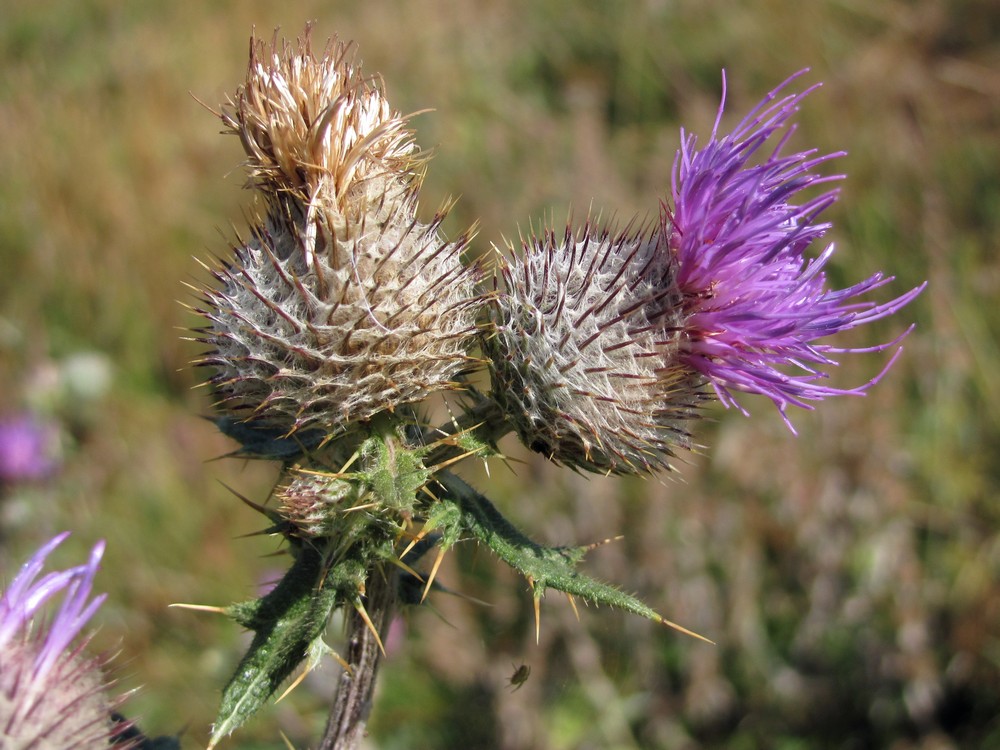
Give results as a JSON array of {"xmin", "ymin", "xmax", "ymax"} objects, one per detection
[{"xmin": 1, "ymin": 0, "xmax": 998, "ymax": 748}]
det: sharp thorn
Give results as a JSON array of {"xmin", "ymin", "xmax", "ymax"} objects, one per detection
[
  {"xmin": 387, "ymin": 555, "xmax": 424, "ymax": 582},
  {"xmin": 659, "ymin": 617, "xmax": 716, "ymax": 645},
  {"xmin": 420, "ymin": 546, "xmax": 447, "ymax": 604},
  {"xmin": 168, "ymin": 603, "xmax": 226, "ymax": 614},
  {"xmin": 527, "ymin": 576, "xmax": 541, "ymax": 645},
  {"xmin": 276, "ymin": 668, "xmax": 309, "ymax": 703},
  {"xmin": 565, "ymin": 593, "xmax": 580, "ymax": 621},
  {"xmin": 354, "ymin": 600, "xmax": 386, "ymax": 657},
  {"xmin": 399, "ymin": 526, "xmax": 430, "ymax": 561}
]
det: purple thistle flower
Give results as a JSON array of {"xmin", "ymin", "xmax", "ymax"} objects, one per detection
[
  {"xmin": 0, "ymin": 533, "xmax": 125, "ymax": 748},
  {"xmin": 486, "ymin": 71, "xmax": 924, "ymax": 474},
  {"xmin": 666, "ymin": 70, "xmax": 926, "ymax": 428}
]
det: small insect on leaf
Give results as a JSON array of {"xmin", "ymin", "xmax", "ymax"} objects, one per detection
[{"xmin": 507, "ymin": 663, "xmax": 531, "ymax": 692}]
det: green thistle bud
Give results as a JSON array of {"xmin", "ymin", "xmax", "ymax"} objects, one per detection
[
  {"xmin": 485, "ymin": 221, "xmax": 704, "ymax": 475},
  {"xmin": 277, "ymin": 467, "xmax": 362, "ymax": 539},
  {"xmin": 193, "ymin": 30, "xmax": 486, "ymax": 435}
]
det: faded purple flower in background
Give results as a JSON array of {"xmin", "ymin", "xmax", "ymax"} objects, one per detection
[
  {"xmin": 668, "ymin": 70, "xmax": 926, "ymax": 428},
  {"xmin": 0, "ymin": 413, "xmax": 61, "ymax": 484},
  {"xmin": 0, "ymin": 532, "xmax": 123, "ymax": 748}
]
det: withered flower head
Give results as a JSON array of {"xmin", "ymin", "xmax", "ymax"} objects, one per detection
[{"xmin": 194, "ymin": 30, "xmax": 485, "ymax": 436}]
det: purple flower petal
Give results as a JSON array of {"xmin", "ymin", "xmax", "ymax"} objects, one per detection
[
  {"xmin": 0, "ymin": 533, "xmax": 105, "ymax": 678},
  {"xmin": 666, "ymin": 70, "xmax": 926, "ymax": 427},
  {"xmin": 0, "ymin": 534, "xmax": 119, "ymax": 747}
]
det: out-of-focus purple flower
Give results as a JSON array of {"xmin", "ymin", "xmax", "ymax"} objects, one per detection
[
  {"xmin": 0, "ymin": 413, "xmax": 61, "ymax": 484},
  {"xmin": 0, "ymin": 533, "xmax": 124, "ymax": 748},
  {"xmin": 667, "ymin": 70, "xmax": 926, "ymax": 428}
]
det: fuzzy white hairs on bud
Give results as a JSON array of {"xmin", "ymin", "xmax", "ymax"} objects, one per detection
[{"xmin": 486, "ymin": 221, "xmax": 705, "ymax": 475}]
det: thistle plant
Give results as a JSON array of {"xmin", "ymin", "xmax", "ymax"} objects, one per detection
[
  {"xmin": 189, "ymin": 29, "xmax": 924, "ymax": 749},
  {"xmin": 0, "ymin": 533, "xmax": 121, "ymax": 748},
  {"xmin": 196, "ymin": 32, "xmax": 483, "ymax": 438}
]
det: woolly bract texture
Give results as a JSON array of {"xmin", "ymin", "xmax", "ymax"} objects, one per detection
[
  {"xmin": 487, "ymin": 223, "xmax": 704, "ymax": 475},
  {"xmin": 196, "ymin": 31, "xmax": 484, "ymax": 435},
  {"xmin": 0, "ymin": 534, "xmax": 121, "ymax": 749}
]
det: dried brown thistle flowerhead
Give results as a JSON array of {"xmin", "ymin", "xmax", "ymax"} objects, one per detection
[
  {"xmin": 485, "ymin": 221, "xmax": 705, "ymax": 475},
  {"xmin": 194, "ymin": 31, "xmax": 485, "ymax": 435}
]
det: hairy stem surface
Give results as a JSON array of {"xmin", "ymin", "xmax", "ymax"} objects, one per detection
[{"xmin": 320, "ymin": 566, "xmax": 398, "ymax": 750}]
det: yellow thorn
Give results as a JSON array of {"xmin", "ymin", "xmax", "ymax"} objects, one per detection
[
  {"xmin": 659, "ymin": 616, "xmax": 716, "ymax": 645},
  {"xmin": 565, "ymin": 593, "xmax": 580, "ymax": 621},
  {"xmin": 527, "ymin": 576, "xmax": 541, "ymax": 645},
  {"xmin": 387, "ymin": 555, "xmax": 424, "ymax": 582},
  {"xmin": 354, "ymin": 601, "xmax": 386, "ymax": 657},
  {"xmin": 168, "ymin": 603, "xmax": 226, "ymax": 614},
  {"xmin": 420, "ymin": 546, "xmax": 447, "ymax": 604},
  {"xmin": 331, "ymin": 650, "xmax": 353, "ymax": 675},
  {"xmin": 279, "ymin": 730, "xmax": 296, "ymax": 750},
  {"xmin": 399, "ymin": 526, "xmax": 430, "ymax": 561},
  {"xmin": 428, "ymin": 420, "xmax": 484, "ymax": 449},
  {"xmin": 432, "ymin": 450, "xmax": 478, "ymax": 471},
  {"xmin": 276, "ymin": 668, "xmax": 310, "ymax": 703},
  {"xmin": 339, "ymin": 448, "xmax": 362, "ymax": 474},
  {"xmin": 340, "ymin": 502, "xmax": 378, "ymax": 514},
  {"xmin": 534, "ymin": 597, "xmax": 542, "ymax": 645}
]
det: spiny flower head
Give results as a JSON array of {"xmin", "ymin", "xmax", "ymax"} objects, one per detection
[
  {"xmin": 277, "ymin": 467, "xmax": 363, "ymax": 539},
  {"xmin": 667, "ymin": 70, "xmax": 925, "ymax": 426},
  {"xmin": 194, "ymin": 30, "xmax": 486, "ymax": 436},
  {"xmin": 487, "ymin": 71, "xmax": 923, "ymax": 474},
  {"xmin": 0, "ymin": 533, "xmax": 125, "ymax": 748},
  {"xmin": 487, "ymin": 221, "xmax": 704, "ymax": 475}
]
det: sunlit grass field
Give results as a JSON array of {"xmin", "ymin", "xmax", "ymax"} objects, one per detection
[{"xmin": 1, "ymin": 1, "xmax": 998, "ymax": 747}]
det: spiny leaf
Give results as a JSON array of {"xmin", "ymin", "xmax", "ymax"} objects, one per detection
[
  {"xmin": 434, "ymin": 470, "xmax": 712, "ymax": 642},
  {"xmin": 210, "ymin": 546, "xmax": 355, "ymax": 747}
]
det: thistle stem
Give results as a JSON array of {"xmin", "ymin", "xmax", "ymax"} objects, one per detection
[{"xmin": 319, "ymin": 566, "xmax": 398, "ymax": 750}]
